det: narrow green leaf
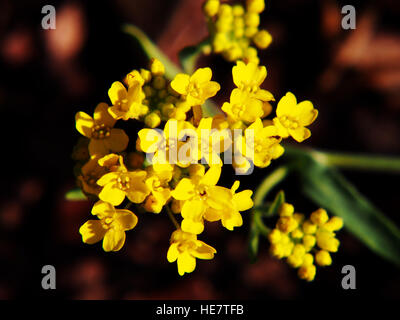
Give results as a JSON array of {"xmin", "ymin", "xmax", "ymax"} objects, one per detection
[
  {"xmin": 122, "ymin": 24, "xmax": 182, "ymax": 80},
  {"xmin": 265, "ymin": 190, "xmax": 285, "ymax": 217},
  {"xmin": 178, "ymin": 40, "xmax": 209, "ymax": 74},
  {"xmin": 248, "ymin": 226, "xmax": 259, "ymax": 263},
  {"xmin": 65, "ymin": 188, "xmax": 87, "ymax": 201},
  {"xmin": 289, "ymin": 149, "xmax": 400, "ymax": 266}
]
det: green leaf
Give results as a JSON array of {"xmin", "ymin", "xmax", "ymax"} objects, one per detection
[
  {"xmin": 265, "ymin": 190, "xmax": 285, "ymax": 217},
  {"xmin": 123, "ymin": 24, "xmax": 221, "ymax": 117},
  {"xmin": 122, "ymin": 24, "xmax": 182, "ymax": 80},
  {"xmin": 248, "ymin": 226, "xmax": 259, "ymax": 263},
  {"xmin": 65, "ymin": 188, "xmax": 87, "ymax": 201},
  {"xmin": 178, "ymin": 40, "xmax": 209, "ymax": 74},
  {"xmin": 287, "ymin": 147, "xmax": 400, "ymax": 266}
]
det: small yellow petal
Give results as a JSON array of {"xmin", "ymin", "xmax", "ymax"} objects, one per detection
[
  {"xmin": 170, "ymin": 73, "xmax": 190, "ymax": 95},
  {"xmin": 79, "ymin": 220, "xmax": 107, "ymax": 244},
  {"xmin": 98, "ymin": 183, "xmax": 126, "ymax": 206},
  {"xmin": 75, "ymin": 112, "xmax": 94, "ymax": 137},
  {"xmin": 103, "ymin": 229, "xmax": 126, "ymax": 252},
  {"xmin": 177, "ymin": 251, "xmax": 196, "ymax": 276}
]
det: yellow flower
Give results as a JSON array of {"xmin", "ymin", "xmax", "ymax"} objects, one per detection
[
  {"xmin": 97, "ymin": 160, "xmax": 150, "ymax": 206},
  {"xmin": 143, "ymin": 166, "xmax": 172, "ymax": 213},
  {"xmin": 78, "ymin": 154, "xmax": 123, "ymax": 196},
  {"xmin": 167, "ymin": 229, "xmax": 216, "ymax": 276},
  {"xmin": 171, "ymin": 165, "xmax": 223, "ymax": 234},
  {"xmin": 222, "ymin": 88, "xmax": 264, "ymax": 123},
  {"xmin": 78, "ymin": 155, "xmax": 107, "ymax": 196},
  {"xmin": 170, "ymin": 67, "xmax": 220, "ymax": 105},
  {"xmin": 204, "ymin": 181, "xmax": 253, "ymax": 230},
  {"xmin": 75, "ymin": 102, "xmax": 129, "ymax": 156},
  {"xmin": 124, "ymin": 69, "xmax": 145, "ymax": 88},
  {"xmin": 232, "ymin": 61, "xmax": 274, "ymax": 102},
  {"xmin": 138, "ymin": 119, "xmax": 198, "ymax": 168},
  {"xmin": 273, "ymin": 92, "xmax": 318, "ymax": 142},
  {"xmin": 108, "ymin": 80, "xmax": 147, "ymax": 120},
  {"xmin": 239, "ymin": 118, "xmax": 284, "ymax": 168},
  {"xmin": 79, "ymin": 200, "xmax": 138, "ymax": 252},
  {"xmin": 196, "ymin": 117, "xmax": 232, "ymax": 166}
]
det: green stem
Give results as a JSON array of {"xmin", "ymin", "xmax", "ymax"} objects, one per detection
[
  {"xmin": 284, "ymin": 145, "xmax": 400, "ymax": 173},
  {"xmin": 165, "ymin": 205, "xmax": 180, "ymax": 230},
  {"xmin": 312, "ymin": 150, "xmax": 400, "ymax": 173},
  {"xmin": 253, "ymin": 166, "xmax": 290, "ymax": 207},
  {"xmin": 251, "ymin": 166, "xmax": 290, "ymax": 236}
]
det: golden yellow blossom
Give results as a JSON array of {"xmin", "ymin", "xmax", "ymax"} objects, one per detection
[
  {"xmin": 273, "ymin": 92, "xmax": 318, "ymax": 142},
  {"xmin": 79, "ymin": 200, "xmax": 138, "ymax": 252},
  {"xmin": 239, "ymin": 118, "xmax": 284, "ymax": 168},
  {"xmin": 75, "ymin": 102, "xmax": 129, "ymax": 156},
  {"xmin": 78, "ymin": 154, "xmax": 123, "ymax": 196},
  {"xmin": 108, "ymin": 80, "xmax": 147, "ymax": 120},
  {"xmin": 171, "ymin": 165, "xmax": 225, "ymax": 234},
  {"xmin": 167, "ymin": 229, "xmax": 216, "ymax": 276},
  {"xmin": 204, "ymin": 181, "xmax": 253, "ymax": 230},
  {"xmin": 170, "ymin": 67, "xmax": 220, "ymax": 106},
  {"xmin": 97, "ymin": 159, "xmax": 150, "ymax": 206}
]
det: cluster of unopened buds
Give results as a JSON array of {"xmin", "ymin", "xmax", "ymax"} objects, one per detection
[
  {"xmin": 71, "ymin": 0, "xmax": 342, "ymax": 279},
  {"xmin": 203, "ymin": 0, "xmax": 272, "ymax": 63},
  {"xmin": 269, "ymin": 203, "xmax": 343, "ymax": 281}
]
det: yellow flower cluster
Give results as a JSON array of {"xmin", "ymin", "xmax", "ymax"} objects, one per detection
[
  {"xmin": 203, "ymin": 0, "xmax": 272, "ymax": 64},
  {"xmin": 268, "ymin": 203, "xmax": 343, "ymax": 281},
  {"xmin": 73, "ymin": 53, "xmax": 317, "ymax": 275}
]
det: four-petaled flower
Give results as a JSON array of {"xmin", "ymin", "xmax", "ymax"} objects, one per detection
[
  {"xmin": 171, "ymin": 165, "xmax": 225, "ymax": 234},
  {"xmin": 75, "ymin": 102, "xmax": 129, "ymax": 156},
  {"xmin": 167, "ymin": 229, "xmax": 216, "ymax": 276},
  {"xmin": 97, "ymin": 160, "xmax": 150, "ymax": 206},
  {"xmin": 239, "ymin": 118, "xmax": 284, "ymax": 168},
  {"xmin": 204, "ymin": 181, "xmax": 254, "ymax": 230},
  {"xmin": 273, "ymin": 92, "xmax": 318, "ymax": 142},
  {"xmin": 171, "ymin": 67, "xmax": 220, "ymax": 106},
  {"xmin": 108, "ymin": 80, "xmax": 147, "ymax": 120},
  {"xmin": 79, "ymin": 200, "xmax": 138, "ymax": 252}
]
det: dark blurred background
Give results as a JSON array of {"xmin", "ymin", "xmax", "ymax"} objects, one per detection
[{"xmin": 0, "ymin": 0, "xmax": 400, "ymax": 299}]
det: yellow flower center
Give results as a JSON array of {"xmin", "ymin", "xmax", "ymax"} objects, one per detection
[
  {"xmin": 116, "ymin": 98, "xmax": 129, "ymax": 111},
  {"xmin": 244, "ymin": 85, "xmax": 259, "ymax": 94},
  {"xmin": 152, "ymin": 178, "xmax": 162, "ymax": 191},
  {"xmin": 117, "ymin": 175, "xmax": 131, "ymax": 191},
  {"xmin": 188, "ymin": 82, "xmax": 201, "ymax": 98},
  {"xmin": 232, "ymin": 103, "xmax": 245, "ymax": 118},
  {"xmin": 197, "ymin": 185, "xmax": 208, "ymax": 199},
  {"xmin": 91, "ymin": 124, "xmax": 111, "ymax": 139},
  {"xmin": 254, "ymin": 138, "xmax": 265, "ymax": 153},
  {"xmin": 101, "ymin": 217, "xmax": 114, "ymax": 229},
  {"xmin": 279, "ymin": 115, "xmax": 299, "ymax": 130}
]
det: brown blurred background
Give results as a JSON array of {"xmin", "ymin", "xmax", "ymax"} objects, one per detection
[{"xmin": 0, "ymin": 0, "xmax": 400, "ymax": 299}]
